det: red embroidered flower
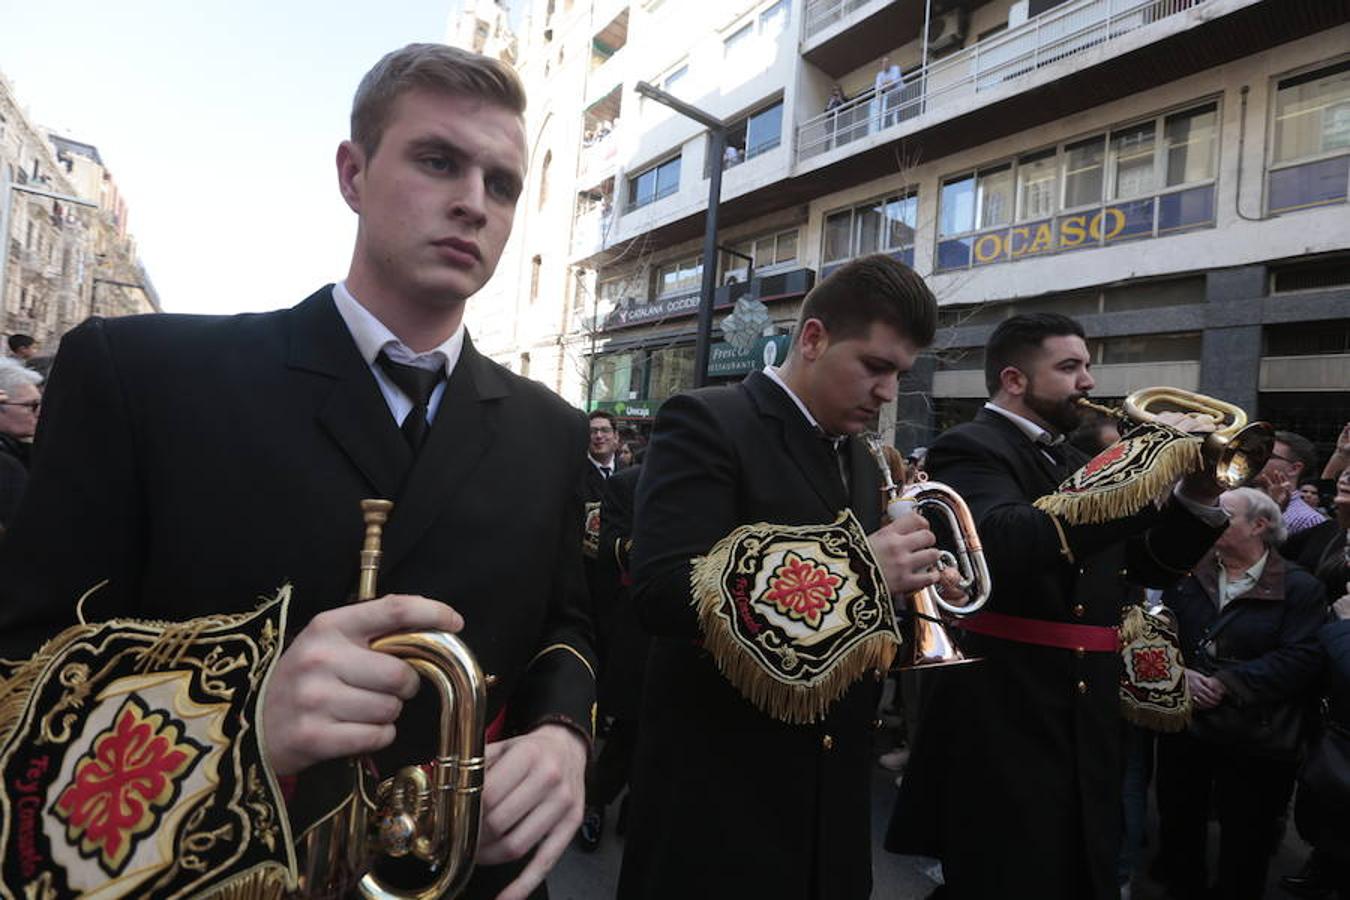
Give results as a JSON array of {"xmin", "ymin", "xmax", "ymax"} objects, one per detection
[
  {"xmin": 763, "ymin": 552, "xmax": 843, "ymax": 628},
  {"xmin": 1131, "ymin": 646, "xmax": 1171, "ymax": 683},
  {"xmin": 1082, "ymin": 442, "xmax": 1128, "ymax": 477},
  {"xmin": 54, "ymin": 696, "xmax": 203, "ymax": 875}
]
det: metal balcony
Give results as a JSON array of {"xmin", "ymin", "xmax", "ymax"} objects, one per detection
[{"xmin": 799, "ymin": 0, "xmax": 1211, "ymax": 163}]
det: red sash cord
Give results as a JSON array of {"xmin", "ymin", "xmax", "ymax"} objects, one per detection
[{"xmin": 956, "ymin": 611, "xmax": 1120, "ymax": 652}]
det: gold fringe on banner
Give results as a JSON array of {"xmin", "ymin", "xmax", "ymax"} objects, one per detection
[
  {"xmin": 1118, "ymin": 604, "xmax": 1192, "ymax": 732},
  {"xmin": 1035, "ymin": 429, "xmax": 1203, "ymax": 525},
  {"xmin": 690, "ymin": 512, "xmax": 900, "ymax": 725}
]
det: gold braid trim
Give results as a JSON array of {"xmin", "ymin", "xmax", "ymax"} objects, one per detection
[
  {"xmin": 528, "ymin": 643, "xmax": 596, "ymax": 680},
  {"xmin": 1035, "ymin": 437, "xmax": 1202, "ymax": 525},
  {"xmin": 192, "ymin": 864, "xmax": 291, "ymax": 900},
  {"xmin": 0, "ymin": 623, "xmax": 99, "ymax": 748},
  {"xmin": 1046, "ymin": 512, "xmax": 1075, "ymax": 565}
]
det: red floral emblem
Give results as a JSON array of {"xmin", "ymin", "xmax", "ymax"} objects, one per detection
[
  {"xmin": 1131, "ymin": 645, "xmax": 1171, "ymax": 683},
  {"xmin": 1082, "ymin": 442, "xmax": 1128, "ymax": 477},
  {"xmin": 54, "ymin": 695, "xmax": 204, "ymax": 875},
  {"xmin": 585, "ymin": 507, "xmax": 601, "ymax": 537},
  {"xmin": 762, "ymin": 552, "xmax": 843, "ymax": 629}
]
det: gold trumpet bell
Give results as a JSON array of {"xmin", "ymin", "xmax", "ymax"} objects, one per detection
[{"xmin": 1211, "ymin": 420, "xmax": 1276, "ymax": 491}]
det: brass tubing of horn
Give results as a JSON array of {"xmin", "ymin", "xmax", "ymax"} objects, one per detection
[{"xmin": 358, "ymin": 499, "xmax": 394, "ymax": 603}]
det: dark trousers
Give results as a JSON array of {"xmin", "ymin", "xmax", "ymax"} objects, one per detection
[
  {"xmin": 587, "ymin": 716, "xmax": 639, "ymax": 809},
  {"xmin": 1155, "ymin": 731, "xmax": 1298, "ymax": 900}
]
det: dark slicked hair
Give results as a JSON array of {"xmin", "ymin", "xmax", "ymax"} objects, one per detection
[
  {"xmin": 794, "ymin": 254, "xmax": 936, "ymax": 348},
  {"xmin": 589, "ymin": 409, "xmax": 617, "ymax": 428},
  {"xmin": 1274, "ymin": 430, "xmax": 1318, "ymax": 476},
  {"xmin": 352, "ymin": 43, "xmax": 527, "ymax": 159},
  {"xmin": 7, "ymin": 334, "xmax": 34, "ymax": 353},
  {"xmin": 984, "ymin": 312, "xmax": 1086, "ymax": 397}
]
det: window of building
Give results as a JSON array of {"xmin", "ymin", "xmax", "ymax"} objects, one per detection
[
  {"xmin": 654, "ymin": 255, "xmax": 702, "ymax": 297},
  {"xmin": 1268, "ymin": 60, "xmax": 1350, "ymax": 215},
  {"xmin": 720, "ymin": 228, "xmax": 798, "ymax": 282},
  {"xmin": 759, "ymin": 0, "xmax": 788, "ymax": 40},
  {"xmin": 647, "ymin": 345, "xmax": 696, "ymax": 401},
  {"xmin": 662, "ymin": 64, "xmax": 688, "ymax": 94},
  {"xmin": 593, "ymin": 351, "xmax": 644, "ymax": 403},
  {"xmin": 519, "ymin": 352, "xmax": 531, "ymax": 377},
  {"xmin": 627, "ymin": 154, "xmax": 681, "ymax": 210},
  {"xmin": 1264, "ymin": 319, "xmax": 1350, "ymax": 356},
  {"xmin": 716, "ymin": 100, "xmax": 784, "ymax": 170},
  {"xmin": 724, "ymin": 23, "xmax": 752, "ymax": 59},
  {"xmin": 530, "ymin": 255, "xmax": 542, "ymax": 303},
  {"xmin": 1097, "ymin": 331, "xmax": 1201, "ymax": 365},
  {"xmin": 936, "ymin": 101, "xmax": 1219, "ymax": 271},
  {"xmin": 539, "ymin": 151, "xmax": 552, "ymax": 209},
  {"xmin": 823, "ymin": 192, "xmax": 917, "ymax": 273}
]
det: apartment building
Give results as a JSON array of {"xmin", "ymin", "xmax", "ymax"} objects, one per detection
[
  {"xmin": 1, "ymin": 71, "xmax": 158, "ymax": 352},
  {"xmin": 472, "ymin": 0, "xmax": 1350, "ymax": 456}
]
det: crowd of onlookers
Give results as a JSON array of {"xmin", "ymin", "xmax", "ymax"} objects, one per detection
[{"xmin": 0, "ymin": 334, "xmax": 44, "ymax": 530}]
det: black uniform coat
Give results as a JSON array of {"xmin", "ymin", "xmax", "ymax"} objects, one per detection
[
  {"xmin": 617, "ymin": 371, "xmax": 888, "ymax": 900},
  {"xmin": 888, "ymin": 407, "xmax": 1225, "ymax": 900},
  {"xmin": 595, "ymin": 464, "xmax": 647, "ymax": 722},
  {"xmin": 0, "ymin": 288, "xmax": 597, "ymax": 899}
]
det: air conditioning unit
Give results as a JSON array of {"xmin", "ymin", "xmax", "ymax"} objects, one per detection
[{"xmin": 927, "ymin": 8, "xmax": 970, "ymax": 54}]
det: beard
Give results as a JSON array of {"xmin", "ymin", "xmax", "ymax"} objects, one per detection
[{"xmin": 1024, "ymin": 384, "xmax": 1085, "ymax": 435}]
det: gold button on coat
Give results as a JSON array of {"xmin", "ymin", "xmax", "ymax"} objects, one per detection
[
  {"xmin": 1076, "ymin": 680, "xmax": 1088, "ymax": 695},
  {"xmin": 1072, "ymin": 604, "xmax": 1085, "ymax": 618},
  {"xmin": 822, "ymin": 735, "xmax": 835, "ymax": 750}
]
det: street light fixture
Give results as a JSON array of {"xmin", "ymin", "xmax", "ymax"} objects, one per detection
[{"xmin": 633, "ymin": 80, "xmax": 729, "ymax": 388}]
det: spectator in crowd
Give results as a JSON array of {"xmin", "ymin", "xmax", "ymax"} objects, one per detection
[
  {"xmin": 579, "ymin": 454, "xmax": 647, "ymax": 851},
  {"xmin": 1283, "ymin": 587, "xmax": 1350, "ymax": 900},
  {"xmin": 1153, "ymin": 487, "xmax": 1327, "ymax": 900},
  {"xmin": 874, "ymin": 56, "xmax": 903, "ymax": 128},
  {"xmin": 1310, "ymin": 469, "xmax": 1350, "ymax": 606},
  {"xmin": 616, "ymin": 441, "xmax": 634, "ymax": 468},
  {"xmin": 0, "ymin": 357, "xmax": 43, "ymax": 470},
  {"xmin": 723, "ymin": 143, "xmax": 742, "ymax": 168},
  {"xmin": 1260, "ymin": 430, "xmax": 1328, "ymax": 539},
  {"xmin": 825, "ymin": 84, "xmax": 845, "ymax": 112},
  {"xmin": 1302, "ymin": 482, "xmax": 1326, "ymax": 515},
  {"xmin": 7, "ymin": 333, "xmax": 38, "ymax": 361}
]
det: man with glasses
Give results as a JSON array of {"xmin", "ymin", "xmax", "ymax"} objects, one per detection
[
  {"xmin": 0, "ymin": 358, "xmax": 41, "ymax": 527},
  {"xmin": 0, "ymin": 357, "xmax": 42, "ymax": 468}
]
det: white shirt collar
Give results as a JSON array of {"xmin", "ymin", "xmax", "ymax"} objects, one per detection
[
  {"xmin": 332, "ymin": 280, "xmax": 464, "ymax": 375},
  {"xmin": 984, "ymin": 401, "xmax": 1063, "ymax": 447},
  {"xmin": 761, "ymin": 361, "xmax": 842, "ymax": 442}
]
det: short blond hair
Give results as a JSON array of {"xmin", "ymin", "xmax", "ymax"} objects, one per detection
[{"xmin": 351, "ymin": 43, "xmax": 527, "ymax": 158}]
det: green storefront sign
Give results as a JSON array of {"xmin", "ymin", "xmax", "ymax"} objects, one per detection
[
  {"xmin": 591, "ymin": 400, "xmax": 658, "ymax": 419},
  {"xmin": 706, "ymin": 335, "xmax": 791, "ymax": 378}
]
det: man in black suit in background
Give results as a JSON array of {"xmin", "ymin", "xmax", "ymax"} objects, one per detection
[
  {"xmin": 888, "ymin": 313, "xmax": 1226, "ymax": 900},
  {"xmin": 0, "ymin": 44, "xmax": 592, "ymax": 900},
  {"xmin": 618, "ymin": 255, "xmax": 945, "ymax": 900}
]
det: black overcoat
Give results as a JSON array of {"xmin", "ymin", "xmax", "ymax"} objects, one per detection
[
  {"xmin": 617, "ymin": 371, "xmax": 888, "ymax": 900},
  {"xmin": 0, "ymin": 287, "xmax": 597, "ymax": 899},
  {"xmin": 888, "ymin": 407, "xmax": 1224, "ymax": 900}
]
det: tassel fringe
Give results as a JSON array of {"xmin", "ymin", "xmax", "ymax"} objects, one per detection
[{"xmin": 1035, "ymin": 437, "xmax": 1202, "ymax": 525}]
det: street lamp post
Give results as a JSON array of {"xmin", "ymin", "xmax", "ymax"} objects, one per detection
[
  {"xmin": 0, "ymin": 167, "xmax": 99, "ymax": 328},
  {"xmin": 633, "ymin": 81, "xmax": 729, "ymax": 388}
]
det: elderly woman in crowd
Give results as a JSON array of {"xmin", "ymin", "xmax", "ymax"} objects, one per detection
[{"xmin": 1152, "ymin": 487, "xmax": 1327, "ymax": 900}]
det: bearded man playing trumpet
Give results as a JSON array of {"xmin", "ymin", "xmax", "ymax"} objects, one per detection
[{"xmin": 889, "ymin": 312, "xmax": 1231, "ymax": 900}]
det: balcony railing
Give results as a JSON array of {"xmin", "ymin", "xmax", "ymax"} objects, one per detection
[
  {"xmin": 803, "ymin": 0, "xmax": 876, "ymax": 41},
  {"xmin": 571, "ymin": 206, "xmax": 616, "ymax": 257},
  {"xmin": 798, "ymin": 0, "xmax": 1207, "ymax": 163}
]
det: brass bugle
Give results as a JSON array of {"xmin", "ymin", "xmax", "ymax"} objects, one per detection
[
  {"xmin": 295, "ymin": 499, "xmax": 486, "ymax": 900},
  {"xmin": 1077, "ymin": 387, "xmax": 1275, "ymax": 490},
  {"xmin": 865, "ymin": 436, "xmax": 992, "ymax": 668}
]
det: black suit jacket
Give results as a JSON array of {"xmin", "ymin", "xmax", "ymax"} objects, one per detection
[
  {"xmin": 0, "ymin": 287, "xmax": 596, "ymax": 898},
  {"xmin": 617, "ymin": 371, "xmax": 886, "ymax": 900},
  {"xmin": 889, "ymin": 407, "xmax": 1224, "ymax": 900}
]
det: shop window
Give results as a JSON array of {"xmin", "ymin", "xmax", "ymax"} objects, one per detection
[{"xmin": 647, "ymin": 345, "xmax": 696, "ymax": 401}]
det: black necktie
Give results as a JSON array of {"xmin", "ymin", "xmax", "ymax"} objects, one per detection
[
  {"xmin": 1042, "ymin": 440, "xmax": 1071, "ymax": 479},
  {"xmin": 376, "ymin": 351, "xmax": 445, "ymax": 451},
  {"xmin": 823, "ymin": 435, "xmax": 850, "ymax": 494},
  {"xmin": 601, "ymin": 466, "xmax": 612, "ymax": 479}
]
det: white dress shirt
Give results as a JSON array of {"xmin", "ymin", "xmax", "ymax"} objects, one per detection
[
  {"xmin": 331, "ymin": 281, "xmax": 465, "ymax": 428},
  {"xmin": 1217, "ymin": 551, "xmax": 1268, "ymax": 609}
]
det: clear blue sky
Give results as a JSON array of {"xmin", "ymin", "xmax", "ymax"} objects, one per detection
[{"xmin": 0, "ymin": 0, "xmax": 496, "ymax": 314}]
